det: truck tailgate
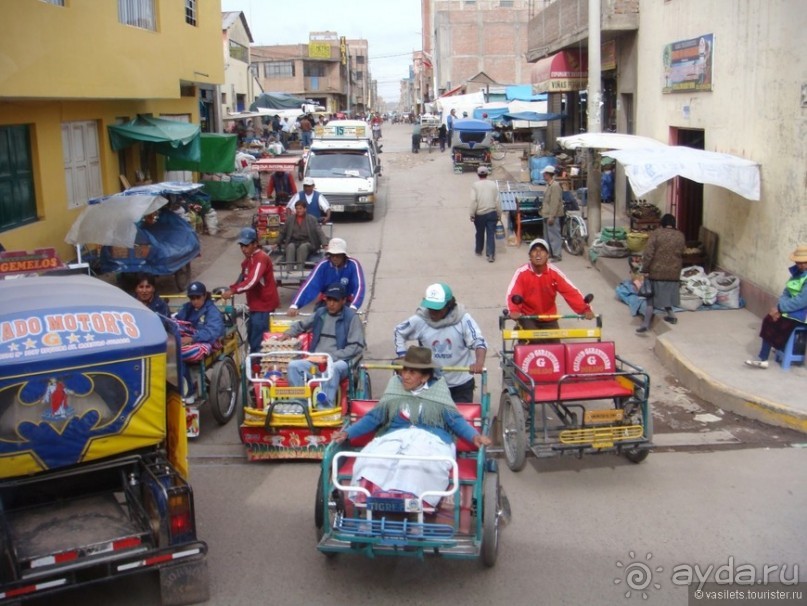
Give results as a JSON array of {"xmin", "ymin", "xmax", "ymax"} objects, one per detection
[{"xmin": 8, "ymin": 493, "xmax": 147, "ymax": 569}]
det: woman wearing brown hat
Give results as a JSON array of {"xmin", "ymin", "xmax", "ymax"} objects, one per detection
[
  {"xmin": 746, "ymin": 244, "xmax": 807, "ymax": 368},
  {"xmin": 332, "ymin": 346, "xmax": 491, "ymax": 505}
]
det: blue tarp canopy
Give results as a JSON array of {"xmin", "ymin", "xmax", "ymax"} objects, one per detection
[
  {"xmin": 472, "ymin": 107, "xmax": 509, "ymax": 121},
  {"xmin": 505, "ymin": 85, "xmax": 547, "ymax": 102},
  {"xmin": 452, "ymin": 119, "xmax": 494, "ymax": 132},
  {"xmin": 502, "ymin": 111, "xmax": 565, "ymax": 122}
]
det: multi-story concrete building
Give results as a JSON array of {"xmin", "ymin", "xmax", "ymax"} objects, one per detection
[
  {"xmin": 0, "ymin": 0, "xmax": 223, "ymax": 262},
  {"xmin": 252, "ymin": 32, "xmax": 359, "ymax": 114},
  {"xmin": 423, "ymin": 0, "xmax": 534, "ymax": 95},
  {"xmin": 527, "ymin": 0, "xmax": 807, "ymax": 314},
  {"xmin": 347, "ymin": 39, "xmax": 371, "ymax": 115},
  {"xmin": 220, "ymin": 11, "xmax": 261, "ymax": 127}
]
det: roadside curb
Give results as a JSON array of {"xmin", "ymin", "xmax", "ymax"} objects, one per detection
[{"xmin": 654, "ymin": 336, "xmax": 807, "ymax": 434}]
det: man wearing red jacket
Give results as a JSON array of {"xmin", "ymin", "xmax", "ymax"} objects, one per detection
[
  {"xmin": 506, "ymin": 238, "xmax": 594, "ymax": 331},
  {"xmin": 221, "ymin": 227, "xmax": 280, "ymax": 353}
]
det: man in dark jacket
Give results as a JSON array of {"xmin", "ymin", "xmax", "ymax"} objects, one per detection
[
  {"xmin": 280, "ymin": 283, "xmax": 365, "ymax": 408},
  {"xmin": 279, "ymin": 198, "xmax": 327, "ymax": 269}
]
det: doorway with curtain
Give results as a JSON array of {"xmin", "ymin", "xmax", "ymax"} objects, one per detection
[{"xmin": 670, "ymin": 127, "xmax": 705, "ymax": 241}]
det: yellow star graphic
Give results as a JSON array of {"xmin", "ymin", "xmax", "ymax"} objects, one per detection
[
  {"xmin": 67, "ymin": 333, "xmax": 80, "ymax": 344},
  {"xmin": 23, "ymin": 338, "xmax": 37, "ymax": 349}
]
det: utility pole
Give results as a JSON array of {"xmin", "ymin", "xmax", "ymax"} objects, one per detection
[{"xmin": 586, "ymin": 0, "xmax": 603, "ymax": 235}]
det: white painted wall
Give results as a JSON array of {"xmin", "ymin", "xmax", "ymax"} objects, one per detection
[{"xmin": 636, "ymin": 0, "xmax": 807, "ymax": 295}]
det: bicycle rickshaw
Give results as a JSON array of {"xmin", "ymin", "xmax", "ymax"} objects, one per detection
[
  {"xmin": 238, "ymin": 313, "xmax": 370, "ymax": 461},
  {"xmin": 314, "ymin": 365, "xmax": 508, "ymax": 565},
  {"xmin": 65, "ymin": 183, "xmax": 203, "ymax": 291},
  {"xmin": 165, "ymin": 291, "xmax": 246, "ymax": 437},
  {"xmin": 498, "ymin": 303, "xmax": 652, "ymax": 471},
  {"xmin": 420, "ymin": 114, "xmax": 441, "ymax": 152},
  {"xmin": 451, "ymin": 119, "xmax": 494, "ymax": 173},
  {"xmin": 252, "ymin": 157, "xmax": 301, "ymax": 248}
]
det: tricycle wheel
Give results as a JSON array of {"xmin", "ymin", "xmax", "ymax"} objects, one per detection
[
  {"xmin": 624, "ymin": 447, "xmax": 650, "ymax": 464},
  {"xmin": 481, "ymin": 473, "xmax": 500, "ymax": 567},
  {"xmin": 500, "ymin": 391, "xmax": 527, "ymax": 472},
  {"xmin": 315, "ymin": 468, "xmax": 337, "ymax": 557},
  {"xmin": 174, "ymin": 262, "xmax": 192, "ymax": 291},
  {"xmin": 209, "ymin": 357, "xmax": 238, "ymax": 425}
]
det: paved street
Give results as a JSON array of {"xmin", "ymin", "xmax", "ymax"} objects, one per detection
[{"xmin": 50, "ymin": 123, "xmax": 807, "ymax": 606}]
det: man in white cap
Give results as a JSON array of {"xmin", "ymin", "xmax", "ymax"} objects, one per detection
[
  {"xmin": 470, "ymin": 165, "xmax": 502, "ymax": 263},
  {"xmin": 506, "ymin": 238, "xmax": 594, "ymax": 333},
  {"xmin": 286, "ymin": 177, "xmax": 331, "ymax": 224},
  {"xmin": 288, "ymin": 237, "xmax": 366, "ymax": 316},
  {"xmin": 541, "ymin": 165, "xmax": 564, "ymax": 261},
  {"xmin": 394, "ymin": 283, "xmax": 488, "ymax": 403}
]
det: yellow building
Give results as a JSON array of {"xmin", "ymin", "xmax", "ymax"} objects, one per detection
[{"xmin": 0, "ymin": 0, "xmax": 224, "ymax": 262}]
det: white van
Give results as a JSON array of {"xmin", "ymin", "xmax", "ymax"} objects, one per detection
[
  {"xmin": 304, "ymin": 137, "xmax": 379, "ymax": 220},
  {"xmin": 314, "ymin": 119, "xmax": 382, "ymax": 174}
]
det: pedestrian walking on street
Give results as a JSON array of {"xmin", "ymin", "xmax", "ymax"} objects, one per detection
[
  {"xmin": 470, "ymin": 166, "xmax": 502, "ymax": 263},
  {"xmin": 636, "ymin": 213, "xmax": 685, "ymax": 334},
  {"xmin": 411, "ymin": 121, "xmax": 421, "ymax": 153},
  {"xmin": 541, "ymin": 165, "xmax": 564, "ymax": 261}
]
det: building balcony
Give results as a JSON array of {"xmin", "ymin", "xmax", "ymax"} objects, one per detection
[{"xmin": 527, "ymin": 0, "xmax": 638, "ymax": 61}]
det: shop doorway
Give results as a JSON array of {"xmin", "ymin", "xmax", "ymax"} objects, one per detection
[{"xmin": 670, "ymin": 127, "xmax": 705, "ymax": 241}]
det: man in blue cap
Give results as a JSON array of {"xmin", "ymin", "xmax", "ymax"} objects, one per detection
[
  {"xmin": 221, "ymin": 227, "xmax": 279, "ymax": 353},
  {"xmin": 280, "ymin": 282, "xmax": 365, "ymax": 408}
]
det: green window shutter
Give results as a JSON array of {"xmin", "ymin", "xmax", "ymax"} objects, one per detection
[{"xmin": 0, "ymin": 125, "xmax": 37, "ymax": 232}]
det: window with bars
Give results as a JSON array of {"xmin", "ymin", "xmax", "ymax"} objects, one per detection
[
  {"xmin": 185, "ymin": 0, "xmax": 197, "ymax": 26},
  {"xmin": 264, "ymin": 61, "xmax": 294, "ymax": 78},
  {"xmin": 500, "ymin": 0, "xmax": 514, "ymax": 6},
  {"xmin": 40, "ymin": 0, "xmax": 66, "ymax": 6},
  {"xmin": 0, "ymin": 125, "xmax": 37, "ymax": 232},
  {"xmin": 61, "ymin": 121, "xmax": 102, "ymax": 210},
  {"xmin": 118, "ymin": 0, "xmax": 156, "ymax": 31}
]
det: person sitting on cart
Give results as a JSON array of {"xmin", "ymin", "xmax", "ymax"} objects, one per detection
[
  {"xmin": 133, "ymin": 273, "xmax": 169, "ymax": 317},
  {"xmin": 280, "ymin": 283, "xmax": 365, "ymax": 408},
  {"xmin": 265, "ymin": 169, "xmax": 297, "ymax": 204},
  {"xmin": 331, "ymin": 346, "xmax": 491, "ymax": 506},
  {"xmin": 175, "ymin": 281, "xmax": 225, "ymax": 403},
  {"xmin": 287, "ymin": 237, "xmax": 366, "ymax": 316},
  {"xmin": 506, "ymin": 238, "xmax": 594, "ymax": 336},
  {"xmin": 278, "ymin": 198, "xmax": 328, "ymax": 270},
  {"xmin": 221, "ymin": 227, "xmax": 280, "ymax": 354},
  {"xmin": 394, "ymin": 283, "xmax": 487, "ymax": 404},
  {"xmin": 286, "ymin": 177, "xmax": 331, "ymax": 224}
]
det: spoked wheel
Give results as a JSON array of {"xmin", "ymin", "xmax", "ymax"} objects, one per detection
[
  {"xmin": 314, "ymin": 469, "xmax": 337, "ymax": 557},
  {"xmin": 481, "ymin": 473, "xmax": 500, "ymax": 567},
  {"xmin": 491, "ymin": 143, "xmax": 506, "ymax": 161},
  {"xmin": 174, "ymin": 262, "xmax": 192, "ymax": 291},
  {"xmin": 209, "ymin": 357, "xmax": 238, "ymax": 425},
  {"xmin": 622, "ymin": 398, "xmax": 652, "ymax": 463},
  {"xmin": 499, "ymin": 391, "xmax": 527, "ymax": 472},
  {"xmin": 564, "ymin": 221, "xmax": 586, "ymax": 256}
]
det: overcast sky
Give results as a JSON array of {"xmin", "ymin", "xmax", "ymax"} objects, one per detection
[{"xmin": 220, "ymin": 0, "xmax": 423, "ymax": 103}]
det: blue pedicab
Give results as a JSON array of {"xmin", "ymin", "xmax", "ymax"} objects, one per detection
[
  {"xmin": 65, "ymin": 182, "xmax": 202, "ymax": 291},
  {"xmin": 315, "ymin": 366, "xmax": 509, "ymax": 566},
  {"xmin": 451, "ymin": 119, "xmax": 494, "ymax": 173}
]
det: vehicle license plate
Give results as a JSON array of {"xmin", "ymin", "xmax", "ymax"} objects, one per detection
[{"xmin": 331, "ymin": 204, "xmax": 345, "ymax": 212}]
